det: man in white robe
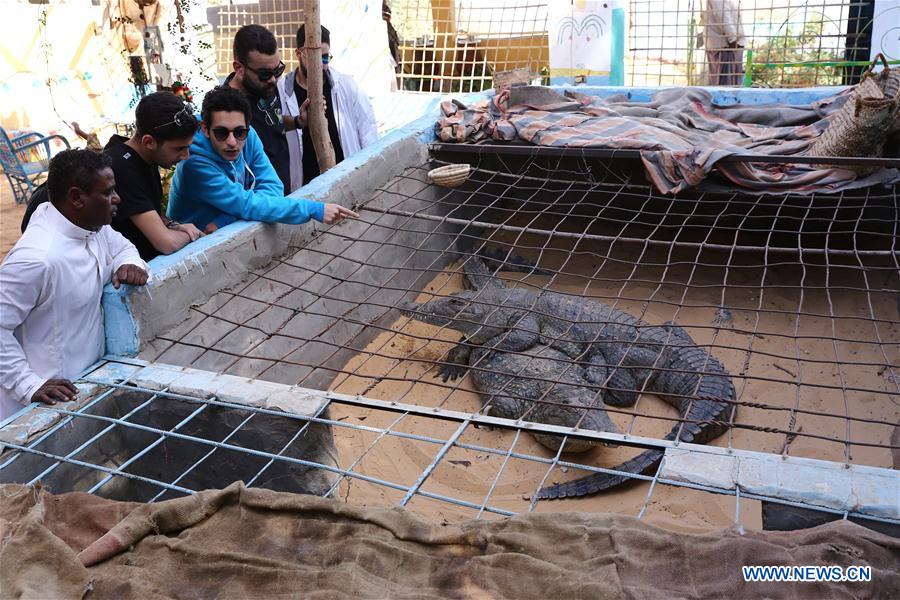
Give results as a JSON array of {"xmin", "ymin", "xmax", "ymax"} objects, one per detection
[{"xmin": 0, "ymin": 149, "xmax": 149, "ymax": 421}]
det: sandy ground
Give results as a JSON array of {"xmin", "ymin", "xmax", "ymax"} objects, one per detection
[
  {"xmin": 328, "ymin": 242, "xmax": 900, "ymax": 533},
  {"xmin": 0, "ymin": 182, "xmax": 26, "ymax": 262}
]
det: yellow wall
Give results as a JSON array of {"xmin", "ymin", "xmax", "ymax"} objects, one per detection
[{"xmin": 478, "ymin": 34, "xmax": 549, "ymax": 72}]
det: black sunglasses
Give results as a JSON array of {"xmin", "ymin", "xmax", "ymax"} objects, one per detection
[
  {"xmin": 242, "ymin": 61, "xmax": 286, "ymax": 81},
  {"xmin": 152, "ymin": 105, "xmax": 194, "ymax": 130},
  {"xmin": 211, "ymin": 126, "xmax": 250, "ymax": 142}
]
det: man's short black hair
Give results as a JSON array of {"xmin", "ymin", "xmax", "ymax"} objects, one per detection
[
  {"xmin": 202, "ymin": 86, "xmax": 251, "ymax": 127},
  {"xmin": 296, "ymin": 24, "xmax": 331, "ymax": 49},
  {"xmin": 47, "ymin": 149, "xmax": 112, "ymax": 205},
  {"xmin": 234, "ymin": 24, "xmax": 278, "ymax": 64},
  {"xmin": 134, "ymin": 91, "xmax": 198, "ymax": 141}
]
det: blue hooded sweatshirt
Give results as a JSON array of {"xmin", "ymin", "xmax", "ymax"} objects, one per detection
[{"xmin": 167, "ymin": 126, "xmax": 325, "ymax": 231}]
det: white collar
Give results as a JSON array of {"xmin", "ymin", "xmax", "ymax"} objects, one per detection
[{"xmin": 44, "ymin": 202, "xmax": 99, "ymax": 241}]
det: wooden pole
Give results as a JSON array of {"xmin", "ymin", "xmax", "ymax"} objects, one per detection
[{"xmin": 303, "ymin": 0, "xmax": 336, "ymax": 173}]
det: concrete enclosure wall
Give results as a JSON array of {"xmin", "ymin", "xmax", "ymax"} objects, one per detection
[{"xmin": 104, "ymin": 109, "xmax": 442, "ymax": 358}]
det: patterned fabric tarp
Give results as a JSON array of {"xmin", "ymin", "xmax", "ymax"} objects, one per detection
[
  {"xmin": 435, "ymin": 86, "xmax": 900, "ymax": 195},
  {"xmin": 1, "ymin": 482, "xmax": 898, "ymax": 599}
]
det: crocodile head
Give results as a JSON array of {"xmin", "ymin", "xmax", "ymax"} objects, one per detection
[
  {"xmin": 533, "ymin": 399, "xmax": 621, "ymax": 453},
  {"xmin": 397, "ymin": 289, "xmax": 527, "ymax": 343}
]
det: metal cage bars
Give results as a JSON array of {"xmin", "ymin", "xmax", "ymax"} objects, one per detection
[{"xmin": 2, "ymin": 360, "xmax": 897, "ymax": 528}]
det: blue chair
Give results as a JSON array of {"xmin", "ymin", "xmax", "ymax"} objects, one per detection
[{"xmin": 0, "ymin": 127, "xmax": 70, "ymax": 205}]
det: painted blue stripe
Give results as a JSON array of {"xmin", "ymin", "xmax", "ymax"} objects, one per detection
[
  {"xmin": 552, "ymin": 85, "xmax": 844, "ymax": 105},
  {"xmin": 549, "ymin": 76, "xmax": 613, "ymax": 86},
  {"xmin": 610, "ymin": 8, "xmax": 625, "ymax": 86}
]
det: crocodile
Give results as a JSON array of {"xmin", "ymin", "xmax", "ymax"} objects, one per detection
[
  {"xmin": 399, "ymin": 255, "xmax": 736, "ymax": 498},
  {"xmin": 467, "ymin": 341, "xmax": 621, "ymax": 453},
  {"xmin": 434, "ymin": 244, "xmax": 620, "ymax": 452}
]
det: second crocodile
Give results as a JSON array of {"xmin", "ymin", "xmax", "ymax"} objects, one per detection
[
  {"xmin": 467, "ymin": 341, "xmax": 621, "ymax": 453},
  {"xmin": 399, "ymin": 256, "xmax": 736, "ymax": 498}
]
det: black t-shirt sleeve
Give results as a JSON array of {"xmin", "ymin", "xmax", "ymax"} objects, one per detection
[
  {"xmin": 21, "ymin": 183, "xmax": 49, "ymax": 232},
  {"xmin": 106, "ymin": 144, "xmax": 162, "ymax": 222},
  {"xmin": 113, "ymin": 167, "xmax": 159, "ymax": 220},
  {"xmin": 103, "ymin": 142, "xmax": 163, "ymax": 261}
]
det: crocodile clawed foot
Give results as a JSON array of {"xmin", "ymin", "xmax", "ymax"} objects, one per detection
[{"xmin": 437, "ymin": 363, "xmax": 467, "ymax": 382}]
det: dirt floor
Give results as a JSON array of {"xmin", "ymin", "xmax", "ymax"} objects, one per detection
[
  {"xmin": 0, "ymin": 182, "xmax": 26, "ymax": 261},
  {"xmin": 328, "ymin": 243, "xmax": 900, "ymax": 533}
]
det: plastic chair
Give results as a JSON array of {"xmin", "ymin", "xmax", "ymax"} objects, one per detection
[{"xmin": 0, "ymin": 127, "xmax": 70, "ymax": 205}]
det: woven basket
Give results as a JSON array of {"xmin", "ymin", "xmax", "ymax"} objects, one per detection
[
  {"xmin": 807, "ymin": 54, "xmax": 900, "ymax": 174},
  {"xmin": 427, "ymin": 164, "xmax": 471, "ymax": 188}
]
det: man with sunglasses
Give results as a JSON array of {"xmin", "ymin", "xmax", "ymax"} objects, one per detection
[
  {"xmin": 224, "ymin": 24, "xmax": 302, "ymax": 195},
  {"xmin": 278, "ymin": 24, "xmax": 378, "ymax": 189},
  {"xmin": 167, "ymin": 86, "xmax": 356, "ymax": 232},
  {"xmin": 105, "ymin": 92, "xmax": 205, "ymax": 260}
]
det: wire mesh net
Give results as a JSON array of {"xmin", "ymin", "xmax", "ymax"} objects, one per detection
[
  {"xmin": 628, "ymin": 0, "xmax": 877, "ymax": 87},
  {"xmin": 1, "ymin": 355, "xmax": 891, "ymax": 530},
  {"xmin": 393, "ymin": 0, "xmax": 549, "ymax": 92},
  {"xmin": 0, "ymin": 378, "xmax": 337, "ymax": 503},
  {"xmin": 127, "ymin": 151, "xmax": 900, "ymax": 527},
  {"xmin": 208, "ymin": 0, "xmax": 306, "ymax": 77},
  {"xmin": 206, "ymin": 1, "xmax": 883, "ymax": 89}
]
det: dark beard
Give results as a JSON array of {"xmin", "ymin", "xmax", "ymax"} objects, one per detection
[{"xmin": 243, "ymin": 76, "xmax": 275, "ymax": 98}]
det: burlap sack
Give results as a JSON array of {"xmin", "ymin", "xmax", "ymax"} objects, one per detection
[
  {"xmin": 2, "ymin": 482, "xmax": 899, "ymax": 599},
  {"xmin": 807, "ymin": 54, "xmax": 900, "ymax": 173}
]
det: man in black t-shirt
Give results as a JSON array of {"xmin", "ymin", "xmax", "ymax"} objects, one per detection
[
  {"xmin": 106, "ymin": 92, "xmax": 204, "ymax": 261},
  {"xmin": 21, "ymin": 94, "xmax": 203, "ymax": 258},
  {"xmin": 223, "ymin": 25, "xmax": 312, "ymax": 196}
]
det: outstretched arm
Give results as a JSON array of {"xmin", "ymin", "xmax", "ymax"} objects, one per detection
[{"xmin": 130, "ymin": 210, "xmax": 203, "ymax": 255}]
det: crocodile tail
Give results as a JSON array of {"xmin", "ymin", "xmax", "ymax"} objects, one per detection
[
  {"xmin": 535, "ymin": 449, "xmax": 664, "ymax": 500},
  {"xmin": 538, "ymin": 338, "xmax": 737, "ymax": 500},
  {"xmin": 463, "ymin": 251, "xmax": 551, "ymax": 291},
  {"xmin": 657, "ymin": 325, "xmax": 736, "ymax": 445},
  {"xmin": 534, "ymin": 397, "xmax": 728, "ymax": 500},
  {"xmin": 457, "ymin": 230, "xmax": 551, "ymax": 290},
  {"xmin": 476, "ymin": 247, "xmax": 554, "ymax": 277},
  {"xmin": 462, "ymin": 255, "xmax": 506, "ymax": 290}
]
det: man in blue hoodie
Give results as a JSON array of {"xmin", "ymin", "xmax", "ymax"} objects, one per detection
[{"xmin": 167, "ymin": 86, "xmax": 356, "ymax": 232}]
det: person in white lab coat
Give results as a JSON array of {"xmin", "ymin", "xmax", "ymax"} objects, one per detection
[
  {"xmin": 277, "ymin": 24, "xmax": 379, "ymax": 192},
  {"xmin": 0, "ymin": 149, "xmax": 149, "ymax": 421}
]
